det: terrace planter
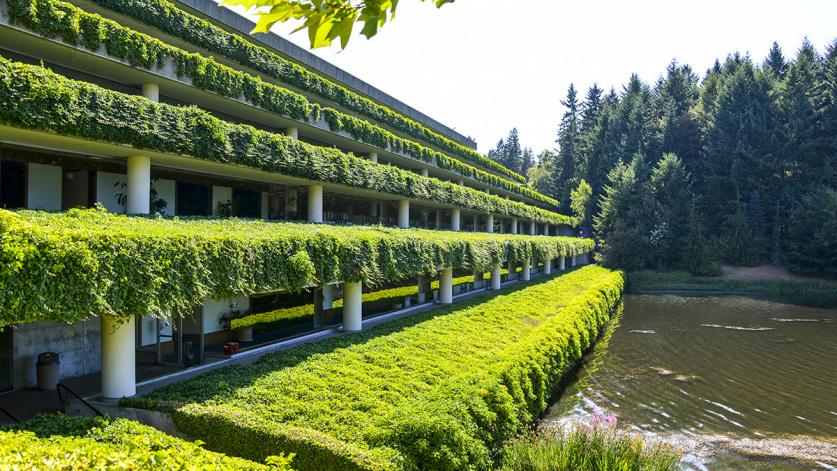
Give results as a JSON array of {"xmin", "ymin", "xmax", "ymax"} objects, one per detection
[{"xmin": 233, "ymin": 326, "xmax": 253, "ymax": 342}]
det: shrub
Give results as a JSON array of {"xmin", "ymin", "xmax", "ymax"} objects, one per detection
[
  {"xmin": 0, "ymin": 208, "xmax": 593, "ymax": 327},
  {"xmin": 135, "ymin": 267, "xmax": 624, "ymax": 470},
  {"xmin": 0, "ymin": 413, "xmax": 289, "ymax": 470},
  {"xmin": 4, "ymin": 0, "xmax": 556, "ymax": 206},
  {"xmin": 0, "ymin": 56, "xmax": 571, "ymax": 225},
  {"xmin": 785, "ymin": 187, "xmax": 837, "ymax": 276}
]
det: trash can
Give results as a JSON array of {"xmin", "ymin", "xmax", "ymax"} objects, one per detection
[{"xmin": 36, "ymin": 352, "xmax": 60, "ymax": 391}]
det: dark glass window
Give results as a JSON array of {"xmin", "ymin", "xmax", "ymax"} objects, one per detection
[
  {"xmin": 233, "ymin": 188, "xmax": 261, "ymax": 218},
  {"xmin": 177, "ymin": 182, "xmax": 210, "ymax": 216},
  {"xmin": 1, "ymin": 161, "xmax": 26, "ymax": 209},
  {"xmin": 0, "ymin": 329, "xmax": 11, "ymax": 392}
]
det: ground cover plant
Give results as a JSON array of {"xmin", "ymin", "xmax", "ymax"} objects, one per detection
[
  {"xmin": 4, "ymin": 0, "xmax": 555, "ymax": 206},
  {"xmin": 0, "ymin": 56, "xmax": 571, "ymax": 225},
  {"xmin": 0, "ymin": 413, "xmax": 291, "ymax": 469},
  {"xmin": 0, "ymin": 207, "xmax": 592, "ymax": 327},
  {"xmin": 129, "ymin": 266, "xmax": 624, "ymax": 470}
]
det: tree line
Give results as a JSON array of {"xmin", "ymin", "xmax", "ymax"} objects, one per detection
[{"xmin": 489, "ymin": 40, "xmax": 837, "ymax": 276}]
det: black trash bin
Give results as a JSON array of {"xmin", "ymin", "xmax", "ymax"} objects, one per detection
[{"xmin": 36, "ymin": 352, "xmax": 60, "ymax": 391}]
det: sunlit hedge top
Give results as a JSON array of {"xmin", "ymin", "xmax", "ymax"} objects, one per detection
[
  {"xmin": 0, "ymin": 56, "xmax": 570, "ymax": 225},
  {"xmin": 0, "ymin": 208, "xmax": 593, "ymax": 328},
  {"xmin": 4, "ymin": 0, "xmax": 554, "ymax": 206},
  {"xmin": 81, "ymin": 0, "xmax": 527, "ymax": 184}
]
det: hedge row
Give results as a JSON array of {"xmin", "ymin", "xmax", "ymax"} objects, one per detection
[
  {"xmin": 83, "ymin": 0, "xmax": 528, "ymax": 183},
  {"xmin": 0, "ymin": 414, "xmax": 290, "ymax": 469},
  {"xmin": 4, "ymin": 0, "xmax": 556, "ymax": 206},
  {"xmin": 0, "ymin": 208, "xmax": 593, "ymax": 327},
  {"xmin": 0, "ymin": 56, "xmax": 572, "ymax": 224},
  {"xmin": 133, "ymin": 267, "xmax": 624, "ymax": 470}
]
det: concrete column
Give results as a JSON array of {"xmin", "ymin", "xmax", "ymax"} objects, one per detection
[
  {"xmin": 451, "ymin": 208, "xmax": 461, "ymax": 231},
  {"xmin": 544, "ymin": 259, "xmax": 552, "ymax": 275},
  {"xmin": 342, "ymin": 282, "xmax": 362, "ymax": 331},
  {"xmin": 369, "ymin": 200, "xmax": 378, "ymax": 219},
  {"xmin": 285, "ymin": 127, "xmax": 299, "ymax": 139},
  {"xmin": 421, "ymin": 168, "xmax": 429, "ymax": 177},
  {"xmin": 126, "ymin": 155, "xmax": 151, "ymax": 214},
  {"xmin": 473, "ymin": 270, "xmax": 484, "ymax": 289},
  {"xmin": 529, "ymin": 221, "xmax": 536, "ymax": 235},
  {"xmin": 435, "ymin": 210, "xmax": 442, "ymax": 229},
  {"xmin": 571, "ymin": 254, "xmax": 577, "ymax": 267},
  {"xmin": 260, "ymin": 192, "xmax": 269, "ymax": 219},
  {"xmin": 457, "ymin": 179, "xmax": 465, "ymax": 186},
  {"xmin": 322, "ymin": 283, "xmax": 337, "ymax": 310},
  {"xmin": 473, "ymin": 213, "xmax": 479, "ymax": 232},
  {"xmin": 417, "ymin": 275, "xmax": 429, "ymax": 303},
  {"xmin": 307, "ymin": 184, "xmax": 323, "ymax": 223},
  {"xmin": 560, "ymin": 256, "xmax": 566, "ymax": 271},
  {"xmin": 490, "ymin": 266, "xmax": 501, "ymax": 290},
  {"xmin": 101, "ymin": 316, "xmax": 136, "ymax": 399},
  {"xmin": 398, "ymin": 199, "xmax": 410, "ymax": 228},
  {"xmin": 368, "ymin": 152, "xmax": 378, "ymax": 163},
  {"xmin": 511, "ymin": 218, "xmax": 518, "ymax": 235},
  {"xmin": 141, "ymin": 83, "xmax": 159, "ymax": 102},
  {"xmin": 486, "ymin": 214, "xmax": 494, "ymax": 233},
  {"xmin": 507, "ymin": 260, "xmax": 516, "ymax": 280},
  {"xmin": 439, "ymin": 268, "xmax": 453, "ymax": 304},
  {"xmin": 522, "ymin": 259, "xmax": 531, "ymax": 281}
]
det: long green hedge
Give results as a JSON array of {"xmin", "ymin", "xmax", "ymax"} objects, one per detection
[
  {"xmin": 0, "ymin": 414, "xmax": 291, "ymax": 469},
  {"xmin": 130, "ymin": 267, "xmax": 624, "ymax": 470},
  {"xmin": 0, "ymin": 208, "xmax": 592, "ymax": 327},
  {"xmin": 4, "ymin": 0, "xmax": 556, "ymax": 206},
  {"xmin": 0, "ymin": 56, "xmax": 571, "ymax": 224},
  {"xmin": 82, "ymin": 0, "xmax": 528, "ymax": 183}
]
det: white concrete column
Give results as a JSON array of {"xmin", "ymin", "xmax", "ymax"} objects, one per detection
[
  {"xmin": 101, "ymin": 316, "xmax": 136, "ymax": 399},
  {"xmin": 473, "ymin": 270, "xmax": 484, "ymax": 289},
  {"xmin": 529, "ymin": 221, "xmax": 536, "ymax": 235},
  {"xmin": 511, "ymin": 218, "xmax": 518, "ymax": 235},
  {"xmin": 417, "ymin": 275, "xmax": 429, "ymax": 303},
  {"xmin": 473, "ymin": 213, "xmax": 479, "ymax": 232},
  {"xmin": 571, "ymin": 254, "xmax": 577, "ymax": 267},
  {"xmin": 490, "ymin": 266, "xmax": 501, "ymax": 290},
  {"xmin": 507, "ymin": 260, "xmax": 516, "ymax": 280},
  {"xmin": 522, "ymin": 259, "xmax": 531, "ymax": 281},
  {"xmin": 435, "ymin": 210, "xmax": 442, "ymax": 229},
  {"xmin": 457, "ymin": 179, "xmax": 465, "ymax": 186},
  {"xmin": 307, "ymin": 184, "xmax": 323, "ymax": 223},
  {"xmin": 368, "ymin": 152, "xmax": 378, "ymax": 163},
  {"xmin": 369, "ymin": 200, "xmax": 378, "ymax": 219},
  {"xmin": 322, "ymin": 283, "xmax": 337, "ymax": 310},
  {"xmin": 421, "ymin": 168, "xmax": 429, "ymax": 177},
  {"xmin": 398, "ymin": 199, "xmax": 410, "ymax": 228},
  {"xmin": 342, "ymin": 282, "xmax": 362, "ymax": 331},
  {"xmin": 126, "ymin": 155, "xmax": 151, "ymax": 214},
  {"xmin": 141, "ymin": 83, "xmax": 159, "ymax": 102},
  {"xmin": 544, "ymin": 259, "xmax": 552, "ymax": 275},
  {"xmin": 451, "ymin": 208, "xmax": 461, "ymax": 231},
  {"xmin": 439, "ymin": 268, "xmax": 453, "ymax": 304},
  {"xmin": 486, "ymin": 214, "xmax": 494, "ymax": 233},
  {"xmin": 560, "ymin": 256, "xmax": 566, "ymax": 271},
  {"xmin": 285, "ymin": 127, "xmax": 299, "ymax": 139},
  {"xmin": 260, "ymin": 191, "xmax": 269, "ymax": 219}
]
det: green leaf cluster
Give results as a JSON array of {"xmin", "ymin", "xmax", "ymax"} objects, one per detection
[
  {"xmin": 131, "ymin": 267, "xmax": 624, "ymax": 470},
  {"xmin": 0, "ymin": 208, "xmax": 592, "ymax": 327},
  {"xmin": 5, "ymin": 0, "xmax": 556, "ymax": 206},
  {"xmin": 0, "ymin": 56, "xmax": 571, "ymax": 224},
  {"xmin": 0, "ymin": 414, "xmax": 289, "ymax": 469},
  {"xmin": 82, "ymin": 0, "xmax": 527, "ymax": 183}
]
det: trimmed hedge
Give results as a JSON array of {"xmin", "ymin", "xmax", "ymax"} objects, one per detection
[
  {"xmin": 0, "ymin": 208, "xmax": 593, "ymax": 327},
  {"xmin": 133, "ymin": 267, "xmax": 624, "ymax": 470},
  {"xmin": 83, "ymin": 0, "xmax": 528, "ymax": 184},
  {"xmin": 4, "ymin": 0, "xmax": 556, "ymax": 206},
  {"xmin": 0, "ymin": 414, "xmax": 290, "ymax": 469},
  {"xmin": 0, "ymin": 56, "xmax": 571, "ymax": 224}
]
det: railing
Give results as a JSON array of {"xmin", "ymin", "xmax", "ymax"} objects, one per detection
[
  {"xmin": 57, "ymin": 383, "xmax": 103, "ymax": 417},
  {"xmin": 0, "ymin": 404, "xmax": 19, "ymax": 423}
]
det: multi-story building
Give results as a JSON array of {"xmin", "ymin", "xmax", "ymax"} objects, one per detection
[{"xmin": 0, "ymin": 0, "xmax": 585, "ymax": 404}]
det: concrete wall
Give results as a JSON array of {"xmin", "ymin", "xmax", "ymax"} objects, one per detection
[
  {"xmin": 203, "ymin": 296, "xmax": 248, "ymax": 334},
  {"xmin": 140, "ymin": 315, "xmax": 173, "ymax": 347},
  {"xmin": 96, "ymin": 171, "xmax": 126, "ymax": 213},
  {"xmin": 211, "ymin": 185, "xmax": 232, "ymax": 216},
  {"xmin": 12, "ymin": 318, "xmax": 100, "ymax": 389},
  {"xmin": 27, "ymin": 163, "xmax": 61, "ymax": 210}
]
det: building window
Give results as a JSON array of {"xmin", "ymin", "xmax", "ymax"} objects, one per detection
[
  {"xmin": 176, "ymin": 182, "xmax": 210, "ymax": 216},
  {"xmin": 1, "ymin": 160, "xmax": 26, "ymax": 209},
  {"xmin": 233, "ymin": 188, "xmax": 260, "ymax": 219},
  {"xmin": 0, "ymin": 329, "xmax": 11, "ymax": 392}
]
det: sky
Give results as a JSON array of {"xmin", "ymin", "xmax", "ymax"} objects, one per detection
[{"xmin": 232, "ymin": 1, "xmax": 837, "ymax": 154}]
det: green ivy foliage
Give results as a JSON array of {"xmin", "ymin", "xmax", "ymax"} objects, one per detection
[
  {"xmin": 131, "ymin": 267, "xmax": 624, "ymax": 470},
  {"xmin": 0, "ymin": 208, "xmax": 593, "ymax": 327},
  {"xmin": 0, "ymin": 414, "xmax": 289, "ymax": 469},
  {"xmin": 0, "ymin": 56, "xmax": 571, "ymax": 224},
  {"xmin": 82, "ymin": 0, "xmax": 528, "ymax": 183},
  {"xmin": 4, "ymin": 0, "xmax": 557, "ymax": 206}
]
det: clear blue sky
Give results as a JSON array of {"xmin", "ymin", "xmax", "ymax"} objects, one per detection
[{"xmin": 233, "ymin": 1, "xmax": 837, "ymax": 154}]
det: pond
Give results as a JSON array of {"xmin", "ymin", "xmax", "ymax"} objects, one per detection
[{"xmin": 543, "ymin": 294, "xmax": 837, "ymax": 469}]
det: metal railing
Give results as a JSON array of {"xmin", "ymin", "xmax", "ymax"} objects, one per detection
[{"xmin": 57, "ymin": 383, "xmax": 103, "ymax": 417}]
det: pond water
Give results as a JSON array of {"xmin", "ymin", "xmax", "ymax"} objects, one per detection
[{"xmin": 543, "ymin": 294, "xmax": 837, "ymax": 469}]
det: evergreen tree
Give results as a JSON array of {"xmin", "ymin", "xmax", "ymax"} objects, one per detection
[
  {"xmin": 520, "ymin": 147, "xmax": 535, "ymax": 176},
  {"xmin": 679, "ymin": 198, "xmax": 714, "ymax": 275},
  {"xmin": 569, "ymin": 179, "xmax": 593, "ymax": 233},
  {"xmin": 651, "ymin": 154, "xmax": 693, "ymax": 268},
  {"xmin": 555, "ymin": 84, "xmax": 582, "ymax": 211},
  {"xmin": 764, "ymin": 41, "xmax": 788, "ymax": 79},
  {"xmin": 657, "ymin": 61, "xmax": 703, "ymax": 178},
  {"xmin": 720, "ymin": 198, "xmax": 759, "ymax": 266}
]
